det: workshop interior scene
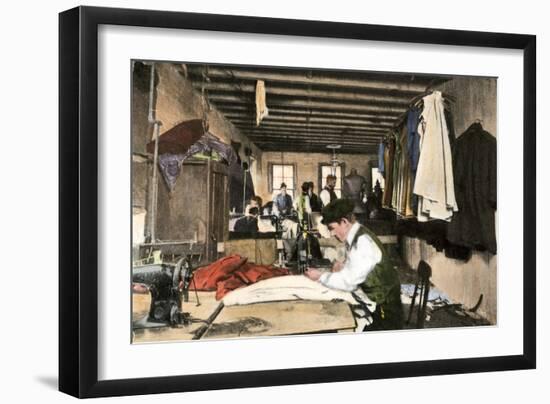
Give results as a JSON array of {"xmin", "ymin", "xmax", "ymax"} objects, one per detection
[{"xmin": 131, "ymin": 61, "xmax": 497, "ymax": 342}]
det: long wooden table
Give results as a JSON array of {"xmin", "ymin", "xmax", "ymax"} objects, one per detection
[{"xmin": 132, "ymin": 291, "xmax": 356, "ymax": 343}]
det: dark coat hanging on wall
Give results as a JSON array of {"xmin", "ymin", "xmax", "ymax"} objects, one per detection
[
  {"xmin": 447, "ymin": 122, "xmax": 497, "ymax": 254},
  {"xmin": 382, "ymin": 137, "xmax": 396, "ymax": 208}
]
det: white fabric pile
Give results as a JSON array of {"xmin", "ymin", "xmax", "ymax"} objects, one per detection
[{"xmin": 222, "ymin": 275, "xmax": 357, "ymax": 306}]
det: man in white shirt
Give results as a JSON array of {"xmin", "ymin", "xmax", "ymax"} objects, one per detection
[{"xmin": 305, "ymin": 199, "xmax": 403, "ymax": 330}]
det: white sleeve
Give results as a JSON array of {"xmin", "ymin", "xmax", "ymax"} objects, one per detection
[
  {"xmin": 320, "ymin": 190, "xmax": 330, "ymax": 206},
  {"xmin": 319, "ymin": 235, "xmax": 382, "ymax": 292},
  {"xmin": 305, "ymin": 196, "xmax": 312, "ymax": 213}
]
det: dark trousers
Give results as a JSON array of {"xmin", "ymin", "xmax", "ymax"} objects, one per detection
[{"xmin": 364, "ymin": 302, "xmax": 404, "ymax": 331}]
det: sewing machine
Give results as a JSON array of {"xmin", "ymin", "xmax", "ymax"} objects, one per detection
[{"xmin": 132, "ymin": 256, "xmax": 200, "ymax": 328}]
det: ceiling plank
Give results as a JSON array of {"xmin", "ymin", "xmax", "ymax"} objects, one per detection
[
  {"xmin": 187, "ymin": 65, "xmax": 434, "ymax": 93},
  {"xmin": 215, "ymin": 104, "xmax": 400, "ymax": 121},
  {"xmin": 231, "ymin": 119, "xmax": 392, "ymax": 132},
  {"xmin": 251, "ymin": 141, "xmax": 379, "ymax": 149},
  {"xmin": 240, "ymin": 127, "xmax": 387, "ymax": 136},
  {"xmin": 249, "ymin": 135, "xmax": 379, "ymax": 144},
  {"xmin": 255, "ymin": 142, "xmax": 377, "ymax": 154},
  {"xmin": 226, "ymin": 114, "xmax": 395, "ymax": 127},
  {"xmin": 243, "ymin": 133, "xmax": 384, "ymax": 142},
  {"xmin": 244, "ymin": 128, "xmax": 385, "ymax": 136},
  {"xmin": 207, "ymin": 94, "xmax": 408, "ymax": 114},
  {"xmin": 194, "ymin": 82, "xmax": 414, "ymax": 104}
]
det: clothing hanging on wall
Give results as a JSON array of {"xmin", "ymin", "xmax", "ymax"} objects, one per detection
[
  {"xmin": 255, "ymin": 80, "xmax": 269, "ymax": 126},
  {"xmin": 407, "ymin": 107, "xmax": 421, "ymax": 173},
  {"xmin": 399, "ymin": 124, "xmax": 415, "ymax": 217},
  {"xmin": 447, "ymin": 122, "xmax": 497, "ymax": 254},
  {"xmin": 382, "ymin": 136, "xmax": 395, "ymax": 208},
  {"xmin": 378, "ymin": 142, "xmax": 385, "ymax": 176},
  {"xmin": 407, "ymin": 107, "xmax": 421, "ymax": 214},
  {"xmin": 378, "ymin": 91, "xmax": 458, "ymax": 221},
  {"xmin": 390, "ymin": 125, "xmax": 414, "ymax": 217},
  {"xmin": 401, "ymin": 126, "xmax": 414, "ymax": 217},
  {"xmin": 413, "ymin": 91, "xmax": 458, "ymax": 222},
  {"xmin": 391, "ymin": 130, "xmax": 401, "ymax": 210},
  {"xmin": 444, "ymin": 109, "xmax": 457, "ymax": 152},
  {"xmin": 395, "ymin": 218, "xmax": 472, "ymax": 261},
  {"xmin": 378, "ymin": 92, "xmax": 494, "ymax": 260}
]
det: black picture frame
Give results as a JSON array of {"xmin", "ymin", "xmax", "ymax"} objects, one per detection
[{"xmin": 59, "ymin": 5, "xmax": 536, "ymax": 398}]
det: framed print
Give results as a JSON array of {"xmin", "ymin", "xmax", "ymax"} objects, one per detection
[{"xmin": 59, "ymin": 5, "xmax": 536, "ymax": 398}]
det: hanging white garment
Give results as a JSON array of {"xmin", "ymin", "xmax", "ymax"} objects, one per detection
[
  {"xmin": 413, "ymin": 91, "xmax": 458, "ymax": 222},
  {"xmin": 255, "ymin": 80, "xmax": 269, "ymax": 126}
]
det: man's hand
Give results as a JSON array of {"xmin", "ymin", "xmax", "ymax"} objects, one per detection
[
  {"xmin": 305, "ymin": 268, "xmax": 322, "ymax": 281},
  {"xmin": 332, "ymin": 261, "xmax": 344, "ymax": 273}
]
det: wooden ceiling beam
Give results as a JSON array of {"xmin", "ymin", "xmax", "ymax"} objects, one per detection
[
  {"xmin": 255, "ymin": 142, "xmax": 377, "ymax": 154},
  {"xmin": 187, "ymin": 66, "xmax": 432, "ymax": 92},
  {"xmin": 226, "ymin": 113, "xmax": 395, "ymax": 127},
  {"xmin": 207, "ymin": 94, "xmax": 408, "ymax": 114},
  {"xmin": 232, "ymin": 119, "xmax": 392, "ymax": 132},
  {"xmin": 240, "ymin": 126, "xmax": 387, "ymax": 135},
  {"xmin": 215, "ymin": 104, "xmax": 400, "ymax": 121},
  {"xmin": 243, "ymin": 133, "xmax": 385, "ymax": 143},
  {"xmin": 194, "ymin": 82, "xmax": 413, "ymax": 104},
  {"xmin": 249, "ymin": 135, "xmax": 378, "ymax": 144}
]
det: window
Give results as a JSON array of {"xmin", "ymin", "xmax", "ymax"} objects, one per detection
[
  {"xmin": 319, "ymin": 164, "xmax": 343, "ymax": 198},
  {"xmin": 371, "ymin": 167, "xmax": 385, "ymax": 190},
  {"xmin": 269, "ymin": 163, "xmax": 295, "ymax": 198}
]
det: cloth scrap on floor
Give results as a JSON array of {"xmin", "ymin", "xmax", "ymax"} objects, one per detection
[
  {"xmin": 400, "ymin": 283, "xmax": 451, "ymax": 303},
  {"xmin": 191, "ymin": 255, "xmax": 290, "ymax": 300},
  {"xmin": 400, "ymin": 283, "xmax": 452, "ymax": 319}
]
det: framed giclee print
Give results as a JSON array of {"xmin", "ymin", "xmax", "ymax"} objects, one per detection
[{"xmin": 59, "ymin": 6, "xmax": 536, "ymax": 399}]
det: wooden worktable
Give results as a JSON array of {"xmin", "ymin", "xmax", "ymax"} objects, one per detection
[
  {"xmin": 132, "ymin": 291, "xmax": 356, "ymax": 343},
  {"xmin": 202, "ymin": 300, "xmax": 355, "ymax": 340}
]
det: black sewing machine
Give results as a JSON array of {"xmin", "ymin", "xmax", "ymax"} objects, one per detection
[
  {"xmin": 289, "ymin": 217, "xmax": 328, "ymax": 273},
  {"xmin": 132, "ymin": 256, "xmax": 199, "ymax": 329}
]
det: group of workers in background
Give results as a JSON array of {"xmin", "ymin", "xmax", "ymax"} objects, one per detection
[
  {"xmin": 234, "ymin": 174, "xmax": 339, "ymax": 234},
  {"xmin": 274, "ymin": 174, "xmax": 338, "ymax": 217}
]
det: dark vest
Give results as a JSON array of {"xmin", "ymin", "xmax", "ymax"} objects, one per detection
[
  {"xmin": 309, "ymin": 193, "xmax": 322, "ymax": 212},
  {"xmin": 350, "ymin": 225, "xmax": 402, "ymax": 310},
  {"xmin": 323, "ymin": 186, "xmax": 338, "ymax": 205}
]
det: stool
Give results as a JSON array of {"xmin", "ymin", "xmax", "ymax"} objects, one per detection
[{"xmin": 406, "ymin": 260, "xmax": 432, "ymax": 328}]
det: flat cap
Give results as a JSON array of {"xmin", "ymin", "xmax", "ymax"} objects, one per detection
[{"xmin": 321, "ymin": 198, "xmax": 354, "ymax": 225}]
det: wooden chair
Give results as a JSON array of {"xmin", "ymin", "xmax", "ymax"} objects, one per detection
[{"xmin": 406, "ymin": 260, "xmax": 432, "ymax": 328}]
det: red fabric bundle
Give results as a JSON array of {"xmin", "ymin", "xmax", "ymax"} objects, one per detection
[
  {"xmin": 191, "ymin": 255, "xmax": 289, "ymax": 300},
  {"xmin": 191, "ymin": 255, "xmax": 248, "ymax": 290}
]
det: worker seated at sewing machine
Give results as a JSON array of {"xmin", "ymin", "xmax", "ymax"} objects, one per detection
[
  {"xmin": 244, "ymin": 195, "xmax": 263, "ymax": 215},
  {"xmin": 233, "ymin": 207, "xmax": 259, "ymax": 234},
  {"xmin": 229, "ymin": 196, "xmax": 273, "ymax": 237}
]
